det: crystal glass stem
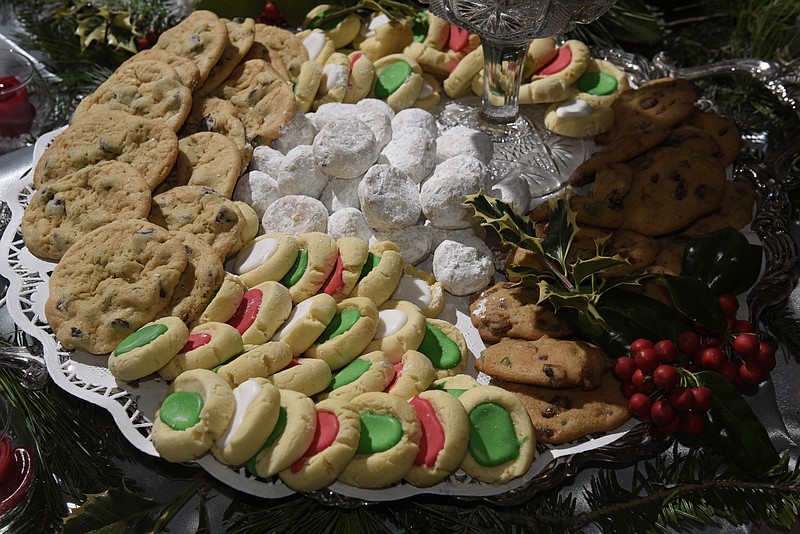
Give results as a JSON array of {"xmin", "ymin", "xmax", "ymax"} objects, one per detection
[{"xmin": 478, "ymin": 39, "xmax": 530, "ymax": 127}]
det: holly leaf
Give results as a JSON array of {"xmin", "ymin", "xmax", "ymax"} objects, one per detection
[
  {"xmin": 681, "ymin": 227, "xmax": 762, "ymax": 295},
  {"xmin": 62, "ymin": 484, "xmax": 170, "ymax": 534},
  {"xmin": 464, "ymin": 192, "xmax": 545, "ymax": 261},
  {"xmin": 663, "ymin": 274, "xmax": 728, "ymax": 334},
  {"xmin": 540, "ymin": 194, "xmax": 579, "ymax": 270},
  {"xmin": 571, "ymin": 255, "xmax": 630, "ymax": 287},
  {"xmin": 696, "ymin": 371, "xmax": 781, "ymax": 476}
]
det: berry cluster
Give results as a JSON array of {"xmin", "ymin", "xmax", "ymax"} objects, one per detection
[{"xmin": 614, "ymin": 338, "xmax": 710, "ymax": 435}]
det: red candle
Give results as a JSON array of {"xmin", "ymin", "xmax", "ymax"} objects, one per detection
[{"xmin": 0, "ymin": 76, "xmax": 36, "ymax": 138}]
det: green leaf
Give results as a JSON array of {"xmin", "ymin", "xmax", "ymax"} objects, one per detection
[
  {"xmin": 571, "ymin": 255, "xmax": 630, "ymax": 287},
  {"xmin": 681, "ymin": 227, "xmax": 762, "ymax": 295},
  {"xmin": 598, "ymin": 289, "xmax": 690, "ymax": 345},
  {"xmin": 62, "ymin": 484, "xmax": 169, "ymax": 534},
  {"xmin": 695, "ymin": 371, "xmax": 781, "ymax": 476},
  {"xmin": 663, "ymin": 274, "xmax": 728, "ymax": 334},
  {"xmin": 464, "ymin": 192, "xmax": 546, "ymax": 261},
  {"xmin": 540, "ymin": 194, "xmax": 578, "ymax": 270}
]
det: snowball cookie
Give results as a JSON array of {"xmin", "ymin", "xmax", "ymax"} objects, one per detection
[
  {"xmin": 158, "ymin": 321, "xmax": 244, "ymax": 381},
  {"xmin": 404, "ymin": 389, "xmax": 470, "ymax": 487},
  {"xmin": 436, "ymin": 125, "xmax": 493, "ymax": 165},
  {"xmin": 379, "ymin": 126, "xmax": 436, "ymax": 184},
  {"xmin": 227, "ymin": 281, "xmax": 293, "ymax": 345},
  {"xmin": 248, "ymin": 145, "xmax": 284, "ymax": 176},
  {"xmin": 491, "ymin": 175, "xmax": 532, "ymax": 216},
  {"xmin": 211, "ymin": 378, "xmax": 281, "ymax": 466},
  {"xmin": 230, "ymin": 233, "xmax": 300, "ymax": 288},
  {"xmin": 312, "ymin": 52, "xmax": 351, "ymax": 110},
  {"xmin": 250, "ymin": 389, "xmax": 318, "ymax": 478},
  {"xmin": 262, "ymin": 195, "xmax": 329, "ymax": 236},
  {"xmin": 432, "ymin": 237, "xmax": 495, "ymax": 296},
  {"xmin": 216, "ymin": 341, "xmax": 293, "ymax": 388},
  {"xmin": 321, "ymin": 350, "xmax": 395, "ymax": 401},
  {"xmin": 417, "ymin": 318, "xmax": 468, "ymax": 379},
  {"xmin": 543, "ymin": 98, "xmax": 614, "ymax": 138},
  {"xmin": 337, "ymin": 391, "xmax": 422, "ymax": 489},
  {"xmin": 371, "ymin": 225, "xmax": 432, "ymax": 266},
  {"xmin": 281, "ymin": 231, "xmax": 340, "ymax": 304},
  {"xmin": 108, "ymin": 317, "xmax": 189, "ymax": 382},
  {"xmin": 267, "ymin": 357, "xmax": 333, "ymax": 396},
  {"xmin": 426, "ymin": 222, "xmax": 485, "ymax": 250},
  {"xmin": 305, "ymin": 296, "xmax": 379, "ymax": 369},
  {"xmin": 196, "ymin": 273, "xmax": 246, "ymax": 325},
  {"xmin": 319, "ymin": 236, "xmax": 369, "ymax": 301},
  {"xmin": 390, "ymin": 265, "xmax": 445, "ymax": 318},
  {"xmin": 279, "ymin": 397, "xmax": 361, "ymax": 491},
  {"xmin": 354, "ymin": 98, "xmax": 395, "ymax": 149},
  {"xmin": 431, "ymin": 373, "xmax": 480, "ymax": 397},
  {"xmin": 370, "ymin": 54, "xmax": 424, "ymax": 112},
  {"xmin": 271, "ymin": 111, "xmax": 318, "ymax": 154},
  {"xmin": 271, "ymin": 293, "xmax": 338, "ymax": 356},
  {"xmin": 152, "ymin": 369, "xmax": 235, "ymax": 463},
  {"xmin": 384, "ymin": 349, "xmax": 435, "ymax": 400},
  {"xmin": 233, "ymin": 170, "xmax": 281, "ymax": 220},
  {"xmin": 327, "ymin": 207, "xmax": 373, "ymax": 243},
  {"xmin": 349, "ymin": 240, "xmax": 405, "ymax": 307},
  {"xmin": 364, "ymin": 299, "xmax": 427, "ymax": 363},
  {"xmin": 229, "ymin": 201, "xmax": 260, "ymax": 257},
  {"xmin": 358, "ymin": 164, "xmax": 421, "ymax": 231},
  {"xmin": 391, "ymin": 107, "xmax": 438, "ymax": 138},
  {"xmin": 320, "ymin": 177, "xmax": 362, "ymax": 213},
  {"xmin": 421, "ymin": 155, "xmax": 489, "ymax": 230},
  {"xmin": 458, "ymin": 385, "xmax": 536, "ymax": 484},
  {"xmin": 276, "ymin": 145, "xmax": 329, "ymax": 198},
  {"xmin": 313, "ymin": 118, "xmax": 379, "ymax": 179}
]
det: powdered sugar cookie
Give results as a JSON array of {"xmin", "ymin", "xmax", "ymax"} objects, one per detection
[
  {"xmin": 108, "ymin": 317, "xmax": 189, "ymax": 382},
  {"xmin": 327, "ymin": 208, "xmax": 373, "ymax": 242},
  {"xmin": 267, "ymin": 357, "xmax": 332, "ymax": 396},
  {"xmin": 249, "ymin": 145, "xmax": 284, "ymax": 176},
  {"xmin": 391, "ymin": 107, "xmax": 437, "ymax": 137},
  {"xmin": 281, "ymin": 232, "xmax": 340, "ymax": 304},
  {"xmin": 313, "ymin": 118, "xmax": 379, "ymax": 179},
  {"xmin": 319, "ymin": 237, "xmax": 370, "ymax": 301},
  {"xmin": 233, "ymin": 171, "xmax": 279, "ymax": 223},
  {"xmin": 305, "ymin": 296, "xmax": 379, "ymax": 369},
  {"xmin": 355, "ymin": 99, "xmax": 395, "ymax": 147},
  {"xmin": 271, "ymin": 293, "xmax": 338, "ymax": 356},
  {"xmin": 216, "ymin": 341, "xmax": 293, "ymax": 388},
  {"xmin": 490, "ymin": 175, "xmax": 532, "ymax": 215},
  {"xmin": 271, "ymin": 111, "xmax": 317, "ymax": 155},
  {"xmin": 371, "ymin": 54, "xmax": 424, "ymax": 112},
  {"xmin": 384, "ymin": 349, "xmax": 435, "ymax": 400},
  {"xmin": 262, "ymin": 195, "xmax": 329, "ymax": 236},
  {"xmin": 349, "ymin": 241, "xmax": 405, "ymax": 307},
  {"xmin": 371, "ymin": 225, "xmax": 432, "ymax": 266},
  {"xmin": 422, "ymin": 155, "xmax": 489, "ymax": 229},
  {"xmin": 436, "ymin": 125, "xmax": 493, "ymax": 164},
  {"xmin": 276, "ymin": 145, "xmax": 329, "ymax": 198},
  {"xmin": 379, "ymin": 126, "xmax": 436, "ymax": 184},
  {"xmin": 358, "ymin": 164, "xmax": 421, "ymax": 231},
  {"xmin": 279, "ymin": 397, "xmax": 361, "ymax": 491},
  {"xmin": 417, "ymin": 318, "xmax": 468, "ymax": 378},
  {"xmin": 196, "ymin": 273, "xmax": 246, "ymax": 325},
  {"xmin": 227, "ymin": 281, "xmax": 293, "ymax": 345},
  {"xmin": 322, "ymin": 351, "xmax": 395, "ymax": 401},
  {"xmin": 363, "ymin": 299, "xmax": 427, "ymax": 363},
  {"xmin": 390, "ymin": 266, "xmax": 444, "ymax": 318},
  {"xmin": 231, "ymin": 233, "xmax": 299, "ymax": 287},
  {"xmin": 158, "ymin": 321, "xmax": 244, "ymax": 381},
  {"xmin": 432, "ymin": 236, "xmax": 494, "ymax": 296}
]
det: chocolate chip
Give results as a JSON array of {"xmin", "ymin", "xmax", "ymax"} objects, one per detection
[
  {"xmin": 70, "ymin": 327, "xmax": 83, "ymax": 339},
  {"xmin": 57, "ymin": 297, "xmax": 67, "ymax": 312},
  {"xmin": 675, "ymin": 181, "xmax": 688, "ymax": 200},
  {"xmin": 109, "ymin": 318, "xmax": 130, "ymax": 329},
  {"xmin": 543, "ymin": 364, "xmax": 555, "ymax": 379},
  {"xmin": 542, "ymin": 406, "xmax": 558, "ymax": 418},
  {"xmin": 159, "ymin": 283, "xmax": 168, "ymax": 299},
  {"xmin": 550, "ymin": 395, "xmax": 572, "ymax": 409},
  {"xmin": 136, "ymin": 229, "xmax": 155, "ymax": 236},
  {"xmin": 639, "ymin": 97, "xmax": 658, "ymax": 110},
  {"xmin": 650, "ymin": 173, "xmax": 660, "ymax": 184},
  {"xmin": 537, "ymin": 427, "xmax": 555, "ymax": 439},
  {"xmin": 200, "ymin": 114, "xmax": 216, "ymax": 131},
  {"xmin": 694, "ymin": 184, "xmax": 715, "ymax": 198}
]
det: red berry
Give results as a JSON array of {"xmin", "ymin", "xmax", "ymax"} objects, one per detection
[
  {"xmin": 668, "ymin": 387, "xmax": 694, "ymax": 413},
  {"xmin": 690, "ymin": 387, "xmax": 713, "ymax": 413},
  {"xmin": 629, "ymin": 338, "xmax": 654, "ymax": 357},
  {"xmin": 634, "ymin": 348, "xmax": 660, "ymax": 373},
  {"xmin": 631, "ymin": 368, "xmax": 655, "ymax": 393},
  {"xmin": 650, "ymin": 399, "xmax": 677, "ymax": 427},
  {"xmin": 702, "ymin": 336, "xmax": 723, "ymax": 348},
  {"xmin": 679, "ymin": 412, "xmax": 705, "ymax": 435},
  {"xmin": 620, "ymin": 380, "xmax": 636, "ymax": 399},
  {"xmin": 726, "ymin": 317, "xmax": 737, "ymax": 332},
  {"xmin": 653, "ymin": 364, "xmax": 679, "ymax": 390},
  {"xmin": 732, "ymin": 320, "xmax": 755, "ymax": 334},
  {"xmin": 628, "ymin": 392, "xmax": 652, "ymax": 419},
  {"xmin": 719, "ymin": 360, "xmax": 739, "ymax": 383},
  {"xmin": 654, "ymin": 340, "xmax": 678, "ymax": 363},
  {"xmin": 739, "ymin": 361, "xmax": 764, "ymax": 386},
  {"xmin": 733, "ymin": 334, "xmax": 759, "ymax": 359},
  {"xmin": 614, "ymin": 356, "xmax": 637, "ymax": 380},
  {"xmin": 699, "ymin": 347, "xmax": 726, "ymax": 371},
  {"xmin": 754, "ymin": 342, "xmax": 777, "ymax": 372},
  {"xmin": 659, "ymin": 416, "xmax": 681, "ymax": 434},
  {"xmin": 717, "ymin": 294, "xmax": 739, "ymax": 317},
  {"xmin": 677, "ymin": 331, "xmax": 701, "ymax": 355}
]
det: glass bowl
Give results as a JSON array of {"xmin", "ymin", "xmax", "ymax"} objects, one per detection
[{"xmin": 0, "ymin": 393, "xmax": 36, "ymax": 531}]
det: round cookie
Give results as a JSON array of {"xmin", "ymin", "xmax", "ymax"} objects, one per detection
[
  {"xmin": 148, "ymin": 185, "xmax": 244, "ymax": 261},
  {"xmin": 358, "ymin": 164, "xmax": 421, "ymax": 231},
  {"xmin": 519, "ymin": 39, "xmax": 590, "ymax": 105},
  {"xmin": 155, "ymin": 132, "xmax": 243, "ymax": 199},
  {"xmin": 304, "ymin": 5, "xmax": 361, "ymax": 49},
  {"xmin": 73, "ymin": 59, "xmax": 192, "ymax": 133},
  {"xmin": 384, "ymin": 349, "xmax": 435, "ymax": 400},
  {"xmin": 275, "ymin": 144, "xmax": 328, "ymax": 198},
  {"xmin": 313, "ymin": 52, "xmax": 351, "ymax": 109},
  {"xmin": 337, "ymin": 391, "xmax": 422, "ymax": 489},
  {"xmin": 279, "ymin": 397, "xmax": 361, "ymax": 491},
  {"xmin": 349, "ymin": 241, "xmax": 405, "ymax": 307},
  {"xmin": 242, "ymin": 23, "xmax": 293, "ymax": 81},
  {"xmin": 326, "ymin": 204, "xmax": 369, "ymax": 238},
  {"xmin": 271, "ymin": 293, "xmax": 338, "ymax": 356},
  {"xmin": 180, "ymin": 97, "xmax": 251, "ymax": 169},
  {"xmin": 458, "ymin": 385, "xmax": 536, "ymax": 484},
  {"xmin": 195, "ymin": 17, "xmax": 256, "ymax": 97},
  {"xmin": 391, "ymin": 107, "xmax": 438, "ymax": 137},
  {"xmin": 227, "ymin": 281, "xmax": 293, "ymax": 345},
  {"xmin": 319, "ymin": 236, "xmax": 370, "ymax": 302},
  {"xmin": 216, "ymin": 341, "xmax": 293, "ymax": 388},
  {"xmin": 234, "ymin": 170, "xmax": 282, "ymax": 220},
  {"xmin": 363, "ymin": 300, "xmax": 427, "ymax": 364},
  {"xmin": 22, "ymin": 160, "xmax": 151, "ymax": 261},
  {"xmin": 249, "ymin": 389, "xmax": 317, "ymax": 478},
  {"xmin": 544, "ymin": 98, "xmax": 615, "ymax": 138},
  {"xmin": 570, "ymin": 58, "xmax": 630, "ymax": 107},
  {"xmin": 422, "ymin": 154, "xmax": 489, "ymax": 229},
  {"xmin": 119, "ymin": 47, "xmax": 202, "ymax": 91},
  {"xmin": 379, "ymin": 125, "xmax": 436, "ymax": 185},
  {"xmin": 293, "ymin": 59, "xmax": 322, "ymax": 113},
  {"xmin": 371, "ymin": 54, "xmax": 424, "ymax": 112},
  {"xmin": 158, "ymin": 321, "xmax": 244, "ymax": 381},
  {"xmin": 304, "ymin": 297, "xmax": 379, "ymax": 370},
  {"xmin": 430, "ymin": 373, "xmax": 480, "ymax": 398},
  {"xmin": 44, "ymin": 219, "xmax": 188, "ymax": 354},
  {"xmin": 280, "ymin": 232, "xmax": 340, "ymax": 304},
  {"xmin": 157, "ymin": 232, "xmax": 225, "ymax": 326},
  {"xmin": 195, "ymin": 273, "xmax": 246, "ymax": 326},
  {"xmin": 230, "ymin": 233, "xmax": 300, "ymax": 288},
  {"xmin": 371, "ymin": 225, "xmax": 432, "ymax": 266},
  {"xmin": 33, "ymin": 109, "xmax": 179, "ymax": 191},
  {"xmin": 151, "ymin": 368, "xmax": 235, "ymax": 463},
  {"xmin": 321, "ymin": 350, "xmax": 395, "ymax": 402},
  {"xmin": 417, "ymin": 318, "xmax": 468, "ymax": 379},
  {"xmin": 344, "ymin": 51, "xmax": 375, "ymax": 104},
  {"xmin": 432, "ymin": 237, "xmax": 495, "ymax": 296},
  {"xmin": 108, "ymin": 317, "xmax": 189, "ymax": 382},
  {"xmin": 211, "ymin": 378, "xmax": 281, "ymax": 466},
  {"xmin": 404, "ymin": 389, "xmax": 470, "ymax": 487},
  {"xmin": 267, "ymin": 357, "xmax": 333, "ymax": 397},
  {"xmin": 244, "ymin": 24, "xmax": 308, "ymax": 82},
  {"xmin": 435, "ymin": 126, "xmax": 493, "ymax": 165},
  {"xmin": 313, "ymin": 118, "xmax": 379, "ymax": 179},
  {"xmin": 297, "ymin": 29, "xmax": 335, "ymax": 65},
  {"xmin": 153, "ymin": 9, "xmax": 228, "ymax": 84},
  {"xmin": 228, "ymin": 201, "xmax": 259, "ymax": 257},
  {"xmin": 684, "ymin": 111, "xmax": 742, "ymax": 167},
  {"xmin": 261, "ymin": 195, "xmax": 329, "ymax": 236},
  {"xmin": 390, "ymin": 266, "xmax": 445, "ymax": 318}
]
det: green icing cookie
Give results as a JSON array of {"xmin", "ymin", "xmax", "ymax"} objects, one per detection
[
  {"xmin": 418, "ymin": 322, "xmax": 461, "ymax": 370},
  {"xmin": 309, "ymin": 10, "xmax": 344, "ymax": 30},
  {"xmin": 315, "ymin": 309, "xmax": 362, "ymax": 344},
  {"xmin": 281, "ymin": 248, "xmax": 309, "ymax": 287},
  {"xmin": 160, "ymin": 391, "xmax": 203, "ymax": 431},
  {"xmin": 412, "ymin": 12, "xmax": 429, "ymax": 43},
  {"xmin": 113, "ymin": 323, "xmax": 168, "ymax": 356},
  {"xmin": 330, "ymin": 357, "xmax": 371, "ymax": 390},
  {"xmin": 468, "ymin": 402, "xmax": 521, "ymax": 467},
  {"xmin": 246, "ymin": 406, "xmax": 288, "ymax": 476},
  {"xmin": 358, "ymin": 252, "xmax": 381, "ymax": 281},
  {"xmin": 374, "ymin": 61, "xmax": 412, "ymax": 99},
  {"xmin": 577, "ymin": 71, "xmax": 617, "ymax": 96},
  {"xmin": 357, "ymin": 412, "xmax": 403, "ymax": 454}
]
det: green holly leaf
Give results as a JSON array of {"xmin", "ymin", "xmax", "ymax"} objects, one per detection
[
  {"xmin": 681, "ymin": 227, "xmax": 763, "ymax": 296},
  {"xmin": 464, "ymin": 192, "xmax": 545, "ymax": 260},
  {"xmin": 571, "ymin": 255, "xmax": 630, "ymax": 287},
  {"xmin": 663, "ymin": 274, "xmax": 728, "ymax": 334},
  {"xmin": 62, "ymin": 484, "xmax": 170, "ymax": 534},
  {"xmin": 540, "ymin": 195, "xmax": 579, "ymax": 271}
]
